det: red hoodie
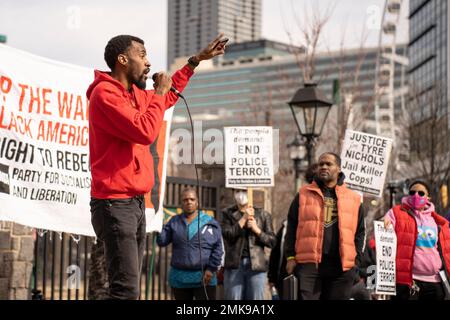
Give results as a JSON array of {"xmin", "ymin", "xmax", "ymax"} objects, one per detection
[{"xmin": 86, "ymin": 65, "xmax": 193, "ymax": 199}]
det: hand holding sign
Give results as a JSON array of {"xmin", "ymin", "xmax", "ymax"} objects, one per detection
[
  {"xmin": 384, "ymin": 218, "xmax": 393, "ymax": 229},
  {"xmin": 246, "ymin": 206, "xmax": 255, "ymax": 218},
  {"xmin": 246, "ymin": 215, "xmax": 262, "ymax": 236}
]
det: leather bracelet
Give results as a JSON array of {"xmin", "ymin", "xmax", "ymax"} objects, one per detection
[{"xmin": 188, "ymin": 56, "xmax": 200, "ymax": 67}]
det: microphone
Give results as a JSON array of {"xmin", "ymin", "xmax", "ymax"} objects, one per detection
[{"xmin": 152, "ymin": 73, "xmax": 183, "ymax": 97}]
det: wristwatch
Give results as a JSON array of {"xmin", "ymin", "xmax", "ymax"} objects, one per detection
[{"xmin": 188, "ymin": 56, "xmax": 200, "ymax": 67}]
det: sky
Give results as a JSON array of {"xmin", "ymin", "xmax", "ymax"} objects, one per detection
[{"xmin": 0, "ymin": 0, "xmax": 408, "ymax": 73}]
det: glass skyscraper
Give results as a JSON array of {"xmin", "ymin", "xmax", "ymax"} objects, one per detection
[
  {"xmin": 167, "ymin": 0, "xmax": 262, "ymax": 69},
  {"xmin": 409, "ymin": 0, "xmax": 448, "ymax": 125}
]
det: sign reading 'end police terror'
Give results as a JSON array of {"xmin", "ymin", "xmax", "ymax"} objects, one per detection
[
  {"xmin": 340, "ymin": 130, "xmax": 392, "ymax": 198},
  {"xmin": 224, "ymin": 127, "xmax": 274, "ymax": 188}
]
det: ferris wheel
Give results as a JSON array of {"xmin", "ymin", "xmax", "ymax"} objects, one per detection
[
  {"xmin": 374, "ymin": 0, "xmax": 409, "ymax": 136},
  {"xmin": 373, "ymin": 0, "xmax": 409, "ymax": 170}
]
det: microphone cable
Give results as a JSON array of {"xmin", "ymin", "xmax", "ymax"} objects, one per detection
[{"xmin": 178, "ymin": 94, "xmax": 210, "ymax": 301}]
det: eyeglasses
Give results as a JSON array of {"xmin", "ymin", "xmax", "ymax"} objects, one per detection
[{"xmin": 409, "ymin": 190, "xmax": 426, "ymax": 197}]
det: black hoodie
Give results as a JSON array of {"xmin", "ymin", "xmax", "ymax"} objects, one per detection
[{"xmin": 284, "ymin": 172, "xmax": 365, "ymax": 274}]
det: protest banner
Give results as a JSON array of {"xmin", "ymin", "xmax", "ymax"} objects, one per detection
[
  {"xmin": 0, "ymin": 44, "xmax": 171, "ymax": 235},
  {"xmin": 374, "ymin": 221, "xmax": 397, "ymax": 295},
  {"xmin": 224, "ymin": 127, "xmax": 274, "ymax": 188},
  {"xmin": 340, "ymin": 130, "xmax": 393, "ymax": 197}
]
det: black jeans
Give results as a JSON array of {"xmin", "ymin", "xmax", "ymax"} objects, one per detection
[
  {"xmin": 295, "ymin": 263, "xmax": 356, "ymax": 300},
  {"xmin": 394, "ymin": 281, "xmax": 445, "ymax": 300},
  {"xmin": 172, "ymin": 286, "xmax": 217, "ymax": 300},
  {"xmin": 90, "ymin": 196, "xmax": 146, "ymax": 300}
]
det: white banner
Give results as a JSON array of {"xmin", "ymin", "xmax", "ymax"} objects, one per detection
[
  {"xmin": 374, "ymin": 221, "xmax": 397, "ymax": 295},
  {"xmin": 340, "ymin": 130, "xmax": 393, "ymax": 197},
  {"xmin": 224, "ymin": 126, "xmax": 274, "ymax": 188},
  {"xmin": 0, "ymin": 44, "xmax": 171, "ymax": 236}
]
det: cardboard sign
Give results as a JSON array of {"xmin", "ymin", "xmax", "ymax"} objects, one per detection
[
  {"xmin": 224, "ymin": 127, "xmax": 274, "ymax": 188},
  {"xmin": 341, "ymin": 130, "xmax": 393, "ymax": 197},
  {"xmin": 374, "ymin": 221, "xmax": 397, "ymax": 295}
]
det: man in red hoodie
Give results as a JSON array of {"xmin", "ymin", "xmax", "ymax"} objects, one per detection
[{"xmin": 87, "ymin": 34, "xmax": 226, "ymax": 299}]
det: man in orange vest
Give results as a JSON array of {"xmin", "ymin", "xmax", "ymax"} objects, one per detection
[{"xmin": 284, "ymin": 152, "xmax": 365, "ymax": 300}]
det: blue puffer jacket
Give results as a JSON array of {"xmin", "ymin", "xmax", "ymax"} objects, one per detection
[{"xmin": 157, "ymin": 211, "xmax": 224, "ymax": 272}]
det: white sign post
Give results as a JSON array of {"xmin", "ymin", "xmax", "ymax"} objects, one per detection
[
  {"xmin": 224, "ymin": 127, "xmax": 274, "ymax": 188},
  {"xmin": 374, "ymin": 221, "xmax": 397, "ymax": 296},
  {"xmin": 340, "ymin": 130, "xmax": 393, "ymax": 197}
]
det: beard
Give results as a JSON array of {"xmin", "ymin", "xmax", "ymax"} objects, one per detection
[
  {"xmin": 133, "ymin": 77, "xmax": 147, "ymax": 90},
  {"xmin": 129, "ymin": 69, "xmax": 147, "ymax": 90},
  {"xmin": 318, "ymin": 172, "xmax": 332, "ymax": 183}
]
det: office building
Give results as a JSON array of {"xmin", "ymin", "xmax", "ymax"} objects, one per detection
[{"xmin": 167, "ymin": 0, "xmax": 262, "ymax": 68}]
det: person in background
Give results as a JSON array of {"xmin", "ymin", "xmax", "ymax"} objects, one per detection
[
  {"xmin": 284, "ymin": 153, "xmax": 365, "ymax": 300},
  {"xmin": 350, "ymin": 234, "xmax": 376, "ymax": 300},
  {"xmin": 268, "ymin": 163, "xmax": 319, "ymax": 299},
  {"xmin": 221, "ymin": 188, "xmax": 277, "ymax": 300},
  {"xmin": 157, "ymin": 187, "xmax": 224, "ymax": 300},
  {"xmin": 384, "ymin": 180, "xmax": 450, "ymax": 300},
  {"xmin": 268, "ymin": 219, "xmax": 288, "ymax": 300}
]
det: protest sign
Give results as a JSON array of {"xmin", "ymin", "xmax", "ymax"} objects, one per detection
[
  {"xmin": 374, "ymin": 221, "xmax": 397, "ymax": 295},
  {"xmin": 224, "ymin": 127, "xmax": 274, "ymax": 188},
  {"xmin": 341, "ymin": 130, "xmax": 393, "ymax": 197}
]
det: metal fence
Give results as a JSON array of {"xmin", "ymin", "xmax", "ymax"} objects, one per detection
[{"xmin": 31, "ymin": 177, "xmax": 222, "ymax": 300}]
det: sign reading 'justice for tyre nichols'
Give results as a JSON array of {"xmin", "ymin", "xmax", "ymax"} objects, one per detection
[{"xmin": 340, "ymin": 130, "xmax": 393, "ymax": 198}]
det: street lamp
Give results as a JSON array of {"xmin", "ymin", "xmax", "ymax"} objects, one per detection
[
  {"xmin": 288, "ymin": 82, "xmax": 333, "ymax": 166},
  {"xmin": 287, "ymin": 134, "xmax": 307, "ymax": 191}
]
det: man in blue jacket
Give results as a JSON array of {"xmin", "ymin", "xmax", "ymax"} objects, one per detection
[{"xmin": 157, "ymin": 187, "xmax": 224, "ymax": 300}]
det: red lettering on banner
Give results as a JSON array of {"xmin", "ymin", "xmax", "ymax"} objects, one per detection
[
  {"xmin": 59, "ymin": 123, "xmax": 68, "ymax": 144},
  {"xmin": 0, "ymin": 105, "xmax": 8, "ymax": 129},
  {"xmin": 8, "ymin": 113, "xmax": 17, "ymax": 132},
  {"xmin": 36, "ymin": 122, "xmax": 45, "ymax": 141},
  {"xmin": 85, "ymin": 98, "xmax": 89, "ymax": 120},
  {"xmin": 28, "ymin": 86, "xmax": 41, "ymax": 113},
  {"xmin": 17, "ymin": 84, "xmax": 52, "ymax": 115},
  {"xmin": 0, "ymin": 76, "xmax": 12, "ymax": 94},
  {"xmin": 58, "ymin": 91, "xmax": 73, "ymax": 119},
  {"xmin": 18, "ymin": 83, "xmax": 28, "ymax": 112},
  {"xmin": 15, "ymin": 115, "xmax": 32, "ymax": 136},
  {"xmin": 74, "ymin": 95, "xmax": 84, "ymax": 120},
  {"xmin": 57, "ymin": 91, "xmax": 88, "ymax": 120},
  {"xmin": 47, "ymin": 121, "xmax": 59, "ymax": 142},
  {"xmin": 67, "ymin": 125, "xmax": 76, "ymax": 144},
  {"xmin": 36, "ymin": 120, "xmax": 88, "ymax": 146},
  {"xmin": 42, "ymin": 88, "xmax": 52, "ymax": 115},
  {"xmin": 0, "ymin": 109, "xmax": 33, "ymax": 138}
]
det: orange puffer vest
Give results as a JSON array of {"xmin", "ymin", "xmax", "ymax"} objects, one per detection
[{"xmin": 295, "ymin": 182, "xmax": 361, "ymax": 271}]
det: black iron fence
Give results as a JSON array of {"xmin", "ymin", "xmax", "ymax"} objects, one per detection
[{"xmin": 31, "ymin": 177, "xmax": 222, "ymax": 300}]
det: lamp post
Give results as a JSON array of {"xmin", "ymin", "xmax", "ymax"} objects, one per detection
[
  {"xmin": 287, "ymin": 134, "xmax": 307, "ymax": 191},
  {"xmin": 288, "ymin": 82, "xmax": 333, "ymax": 167}
]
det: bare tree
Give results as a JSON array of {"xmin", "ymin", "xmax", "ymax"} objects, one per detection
[
  {"xmin": 316, "ymin": 21, "xmax": 376, "ymax": 153},
  {"xmin": 283, "ymin": 1, "xmax": 335, "ymax": 82},
  {"xmin": 399, "ymin": 82, "xmax": 450, "ymax": 213}
]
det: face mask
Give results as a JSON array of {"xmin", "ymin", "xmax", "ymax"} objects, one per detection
[
  {"xmin": 407, "ymin": 193, "xmax": 428, "ymax": 210},
  {"xmin": 234, "ymin": 192, "xmax": 248, "ymax": 206}
]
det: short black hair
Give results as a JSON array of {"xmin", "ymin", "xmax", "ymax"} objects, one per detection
[
  {"xmin": 104, "ymin": 35, "xmax": 144, "ymax": 71},
  {"xmin": 409, "ymin": 180, "xmax": 431, "ymax": 195},
  {"xmin": 181, "ymin": 187, "xmax": 197, "ymax": 198},
  {"xmin": 319, "ymin": 152, "xmax": 341, "ymax": 167}
]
